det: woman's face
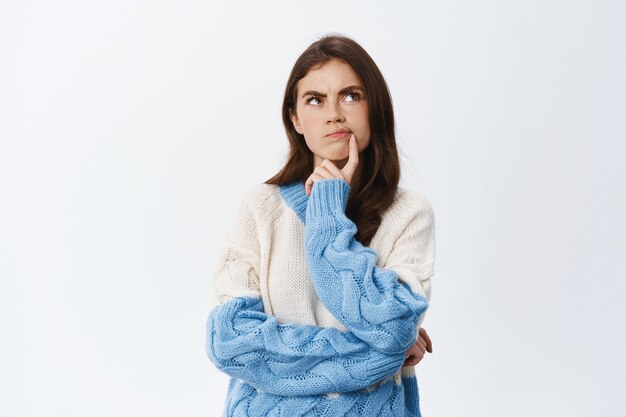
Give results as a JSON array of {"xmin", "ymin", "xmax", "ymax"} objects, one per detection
[{"xmin": 290, "ymin": 59, "xmax": 371, "ymax": 169}]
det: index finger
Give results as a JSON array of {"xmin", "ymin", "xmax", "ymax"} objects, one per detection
[
  {"xmin": 419, "ymin": 327, "xmax": 433, "ymax": 353},
  {"xmin": 341, "ymin": 134, "xmax": 359, "ymax": 180}
]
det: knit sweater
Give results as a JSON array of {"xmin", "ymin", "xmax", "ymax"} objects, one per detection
[{"xmin": 205, "ymin": 178, "xmax": 435, "ymax": 416}]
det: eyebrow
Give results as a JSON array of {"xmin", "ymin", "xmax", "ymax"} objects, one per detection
[{"xmin": 301, "ymin": 85, "xmax": 364, "ymax": 98}]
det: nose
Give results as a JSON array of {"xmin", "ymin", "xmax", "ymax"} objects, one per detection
[{"xmin": 325, "ymin": 102, "xmax": 345, "ymax": 124}]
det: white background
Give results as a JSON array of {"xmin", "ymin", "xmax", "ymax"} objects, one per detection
[{"xmin": 1, "ymin": 1, "xmax": 625, "ymax": 416}]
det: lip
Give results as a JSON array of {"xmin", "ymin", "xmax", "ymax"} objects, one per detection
[{"xmin": 326, "ymin": 128, "xmax": 351, "ymax": 138}]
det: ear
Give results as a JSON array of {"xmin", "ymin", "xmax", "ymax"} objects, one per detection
[{"xmin": 289, "ymin": 109, "xmax": 303, "ymax": 134}]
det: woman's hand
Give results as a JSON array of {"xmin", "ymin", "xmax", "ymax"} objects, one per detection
[
  {"xmin": 305, "ymin": 134, "xmax": 359, "ymax": 196},
  {"xmin": 403, "ymin": 327, "xmax": 433, "ymax": 367}
]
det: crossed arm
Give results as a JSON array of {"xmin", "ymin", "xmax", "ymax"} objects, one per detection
[{"xmin": 206, "ymin": 182, "xmax": 434, "ymax": 397}]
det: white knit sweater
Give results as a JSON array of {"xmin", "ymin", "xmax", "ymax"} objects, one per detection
[
  {"xmin": 207, "ymin": 180, "xmax": 437, "ymax": 415},
  {"xmin": 212, "ymin": 181, "xmax": 435, "ymax": 336}
]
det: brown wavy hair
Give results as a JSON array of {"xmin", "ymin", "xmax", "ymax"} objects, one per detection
[{"xmin": 264, "ymin": 34, "xmax": 400, "ymax": 246}]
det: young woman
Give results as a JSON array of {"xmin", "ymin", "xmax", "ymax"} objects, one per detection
[{"xmin": 206, "ymin": 34, "xmax": 436, "ymax": 417}]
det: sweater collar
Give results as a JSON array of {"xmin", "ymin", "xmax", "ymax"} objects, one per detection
[{"xmin": 278, "ymin": 180, "xmax": 308, "ymax": 224}]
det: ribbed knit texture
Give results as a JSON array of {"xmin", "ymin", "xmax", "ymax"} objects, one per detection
[{"xmin": 205, "ymin": 178, "xmax": 435, "ymax": 416}]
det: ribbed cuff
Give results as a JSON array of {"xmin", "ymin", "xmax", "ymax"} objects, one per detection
[{"xmin": 307, "ymin": 178, "xmax": 351, "ymax": 218}]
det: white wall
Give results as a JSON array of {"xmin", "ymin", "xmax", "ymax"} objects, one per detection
[{"xmin": 1, "ymin": 1, "xmax": 624, "ymax": 416}]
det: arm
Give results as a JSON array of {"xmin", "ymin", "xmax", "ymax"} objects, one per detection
[
  {"xmin": 205, "ymin": 195, "xmax": 406, "ymax": 396},
  {"xmin": 304, "ymin": 179, "xmax": 433, "ymax": 355},
  {"xmin": 206, "ymin": 295, "xmax": 406, "ymax": 396}
]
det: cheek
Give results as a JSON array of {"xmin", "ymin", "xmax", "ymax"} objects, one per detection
[
  {"xmin": 356, "ymin": 109, "xmax": 371, "ymax": 150},
  {"xmin": 298, "ymin": 111, "xmax": 319, "ymax": 133},
  {"xmin": 354, "ymin": 108, "xmax": 370, "ymax": 135},
  {"xmin": 350, "ymin": 105, "xmax": 369, "ymax": 128}
]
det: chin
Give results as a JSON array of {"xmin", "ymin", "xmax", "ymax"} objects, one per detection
[{"xmin": 327, "ymin": 150, "xmax": 350, "ymax": 160}]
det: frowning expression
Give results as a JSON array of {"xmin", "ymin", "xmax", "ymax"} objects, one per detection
[{"xmin": 290, "ymin": 59, "xmax": 371, "ymax": 168}]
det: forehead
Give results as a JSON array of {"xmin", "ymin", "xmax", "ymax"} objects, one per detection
[{"xmin": 297, "ymin": 59, "xmax": 362, "ymax": 91}]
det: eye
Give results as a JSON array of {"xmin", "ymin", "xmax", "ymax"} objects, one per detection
[
  {"xmin": 344, "ymin": 91, "xmax": 361, "ymax": 102},
  {"xmin": 305, "ymin": 96, "xmax": 321, "ymax": 105}
]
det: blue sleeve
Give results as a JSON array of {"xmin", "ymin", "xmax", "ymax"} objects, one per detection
[
  {"xmin": 205, "ymin": 295, "xmax": 406, "ymax": 397},
  {"xmin": 304, "ymin": 179, "xmax": 429, "ymax": 355}
]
